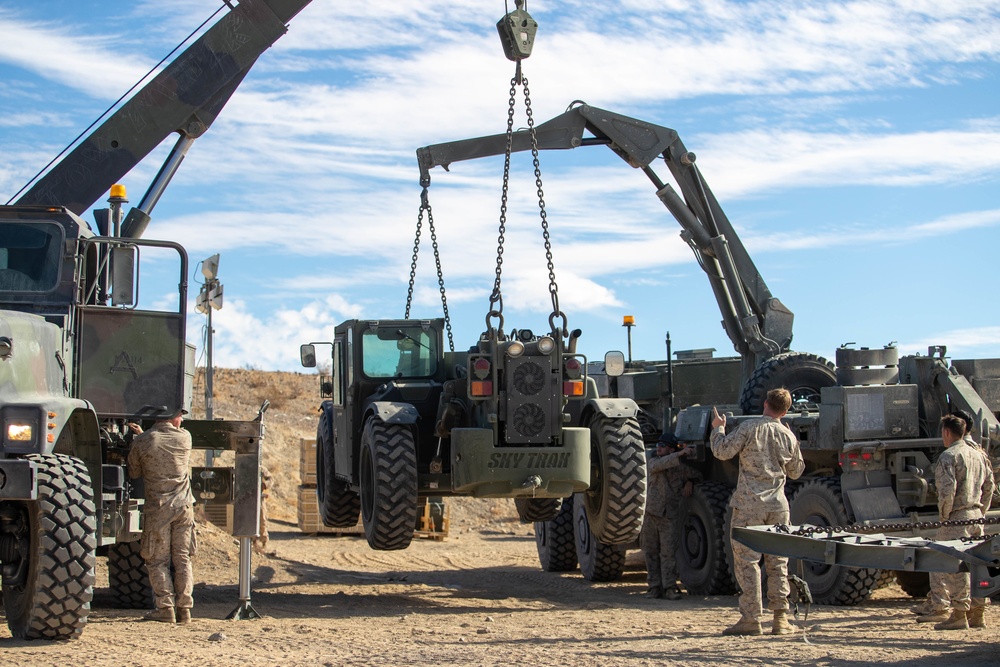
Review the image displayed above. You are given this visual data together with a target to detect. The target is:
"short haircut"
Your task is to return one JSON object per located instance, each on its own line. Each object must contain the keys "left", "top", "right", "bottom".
{"left": 765, "top": 388, "right": 792, "bottom": 413}
{"left": 951, "top": 409, "right": 974, "bottom": 434}
{"left": 940, "top": 414, "right": 966, "bottom": 438}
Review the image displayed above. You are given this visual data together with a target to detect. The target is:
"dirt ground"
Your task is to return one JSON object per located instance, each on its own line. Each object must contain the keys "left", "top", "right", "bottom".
{"left": 1, "top": 368, "right": 996, "bottom": 666}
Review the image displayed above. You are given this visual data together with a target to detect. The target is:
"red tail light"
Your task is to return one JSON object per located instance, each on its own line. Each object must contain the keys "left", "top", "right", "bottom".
{"left": 563, "top": 381, "right": 584, "bottom": 396}
{"left": 471, "top": 380, "right": 494, "bottom": 397}
{"left": 472, "top": 358, "right": 491, "bottom": 380}
{"left": 564, "top": 357, "right": 582, "bottom": 380}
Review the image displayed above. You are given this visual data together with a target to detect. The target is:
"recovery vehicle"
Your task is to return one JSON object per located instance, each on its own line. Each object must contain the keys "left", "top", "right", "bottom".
{"left": 0, "top": 0, "right": 313, "bottom": 639}
{"left": 412, "top": 103, "right": 1000, "bottom": 601}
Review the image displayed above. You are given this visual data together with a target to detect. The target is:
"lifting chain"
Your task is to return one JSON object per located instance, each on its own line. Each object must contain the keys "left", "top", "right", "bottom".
{"left": 488, "top": 60, "right": 567, "bottom": 339}
{"left": 780, "top": 515, "right": 1000, "bottom": 540}
{"left": 404, "top": 175, "right": 455, "bottom": 352}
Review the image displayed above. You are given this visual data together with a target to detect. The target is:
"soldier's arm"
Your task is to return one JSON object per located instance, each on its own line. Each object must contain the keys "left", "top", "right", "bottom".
{"left": 784, "top": 434, "right": 806, "bottom": 481}
{"left": 126, "top": 441, "right": 143, "bottom": 479}
{"left": 649, "top": 450, "right": 685, "bottom": 474}
{"left": 936, "top": 460, "right": 957, "bottom": 520}
{"left": 710, "top": 421, "right": 748, "bottom": 461}
{"left": 981, "top": 455, "right": 996, "bottom": 513}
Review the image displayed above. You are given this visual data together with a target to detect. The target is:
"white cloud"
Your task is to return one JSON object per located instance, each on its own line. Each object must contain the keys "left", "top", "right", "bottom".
{"left": 898, "top": 326, "right": 1000, "bottom": 359}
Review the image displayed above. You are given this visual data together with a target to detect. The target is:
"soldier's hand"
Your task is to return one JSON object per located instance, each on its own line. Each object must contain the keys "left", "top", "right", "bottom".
{"left": 711, "top": 406, "right": 726, "bottom": 429}
{"left": 682, "top": 480, "right": 694, "bottom": 497}
{"left": 127, "top": 422, "right": 142, "bottom": 435}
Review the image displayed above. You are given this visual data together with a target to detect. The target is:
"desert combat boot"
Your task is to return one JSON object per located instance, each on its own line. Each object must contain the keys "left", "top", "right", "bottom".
{"left": 967, "top": 607, "right": 987, "bottom": 628}
{"left": 723, "top": 616, "right": 762, "bottom": 636}
{"left": 143, "top": 607, "right": 175, "bottom": 624}
{"left": 176, "top": 608, "right": 192, "bottom": 625}
{"left": 934, "top": 609, "right": 970, "bottom": 631}
{"left": 772, "top": 610, "right": 795, "bottom": 635}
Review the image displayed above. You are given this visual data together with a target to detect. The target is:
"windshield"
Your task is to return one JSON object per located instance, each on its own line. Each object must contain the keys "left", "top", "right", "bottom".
{"left": 0, "top": 222, "right": 62, "bottom": 292}
{"left": 361, "top": 326, "right": 438, "bottom": 379}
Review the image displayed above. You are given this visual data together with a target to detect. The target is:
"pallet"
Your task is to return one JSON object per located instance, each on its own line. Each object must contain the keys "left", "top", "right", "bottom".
{"left": 296, "top": 484, "right": 363, "bottom": 534}
{"left": 300, "top": 438, "right": 317, "bottom": 486}
{"left": 415, "top": 499, "right": 450, "bottom": 540}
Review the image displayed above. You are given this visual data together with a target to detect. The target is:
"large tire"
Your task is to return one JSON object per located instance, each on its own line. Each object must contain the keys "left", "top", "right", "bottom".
{"left": 107, "top": 540, "right": 153, "bottom": 609}
{"left": 317, "top": 407, "right": 360, "bottom": 528}
{"left": 359, "top": 419, "right": 418, "bottom": 550}
{"left": 573, "top": 493, "right": 625, "bottom": 582}
{"left": 533, "top": 497, "right": 577, "bottom": 572}
{"left": 2, "top": 454, "right": 96, "bottom": 640}
{"left": 678, "top": 481, "right": 736, "bottom": 595}
{"left": 582, "top": 414, "right": 646, "bottom": 545}
{"left": 789, "top": 478, "right": 879, "bottom": 605}
{"left": 739, "top": 352, "right": 836, "bottom": 414}
{"left": 895, "top": 570, "right": 930, "bottom": 598}
{"left": 515, "top": 497, "right": 562, "bottom": 523}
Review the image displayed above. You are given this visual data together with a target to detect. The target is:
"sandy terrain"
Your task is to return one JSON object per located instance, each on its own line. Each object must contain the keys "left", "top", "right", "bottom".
{"left": 0, "top": 368, "right": 995, "bottom": 666}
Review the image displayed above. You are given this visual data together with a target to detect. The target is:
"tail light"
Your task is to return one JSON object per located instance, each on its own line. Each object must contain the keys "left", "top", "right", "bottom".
{"left": 563, "top": 381, "right": 584, "bottom": 396}
{"left": 471, "top": 380, "right": 494, "bottom": 397}
{"left": 564, "top": 358, "right": 582, "bottom": 379}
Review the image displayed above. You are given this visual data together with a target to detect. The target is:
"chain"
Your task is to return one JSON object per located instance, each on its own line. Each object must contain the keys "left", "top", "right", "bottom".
{"left": 405, "top": 179, "right": 455, "bottom": 351}
{"left": 487, "top": 61, "right": 567, "bottom": 338}
{"left": 781, "top": 515, "right": 1000, "bottom": 539}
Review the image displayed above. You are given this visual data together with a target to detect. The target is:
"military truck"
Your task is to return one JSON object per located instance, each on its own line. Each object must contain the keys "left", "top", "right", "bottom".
{"left": 0, "top": 0, "right": 313, "bottom": 639}
{"left": 299, "top": 318, "right": 647, "bottom": 553}
{"left": 412, "top": 103, "right": 1000, "bottom": 600}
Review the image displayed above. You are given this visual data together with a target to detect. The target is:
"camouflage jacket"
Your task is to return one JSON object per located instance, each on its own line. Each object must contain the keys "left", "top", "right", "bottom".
{"left": 934, "top": 440, "right": 995, "bottom": 519}
{"left": 128, "top": 421, "right": 195, "bottom": 510}
{"left": 645, "top": 448, "right": 699, "bottom": 518}
{"left": 710, "top": 416, "right": 804, "bottom": 512}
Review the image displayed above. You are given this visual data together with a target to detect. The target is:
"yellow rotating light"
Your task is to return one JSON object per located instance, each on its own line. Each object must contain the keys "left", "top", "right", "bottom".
{"left": 109, "top": 183, "right": 127, "bottom": 199}
{"left": 7, "top": 423, "right": 33, "bottom": 441}
{"left": 537, "top": 336, "right": 555, "bottom": 354}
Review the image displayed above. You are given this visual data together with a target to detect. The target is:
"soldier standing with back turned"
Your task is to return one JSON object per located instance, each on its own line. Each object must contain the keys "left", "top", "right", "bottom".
{"left": 127, "top": 408, "right": 197, "bottom": 624}
{"left": 710, "top": 388, "right": 804, "bottom": 636}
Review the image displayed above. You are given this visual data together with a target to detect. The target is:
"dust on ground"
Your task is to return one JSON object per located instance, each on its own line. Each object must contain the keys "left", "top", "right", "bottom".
{"left": 0, "top": 368, "right": 995, "bottom": 666}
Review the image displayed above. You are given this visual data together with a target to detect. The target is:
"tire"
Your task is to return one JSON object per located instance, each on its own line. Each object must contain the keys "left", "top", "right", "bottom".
{"left": 107, "top": 540, "right": 153, "bottom": 609}
{"left": 582, "top": 414, "right": 646, "bottom": 545}
{"left": 678, "top": 481, "right": 736, "bottom": 595}
{"left": 359, "top": 419, "right": 418, "bottom": 550}
{"left": 895, "top": 570, "right": 930, "bottom": 598}
{"left": 573, "top": 493, "right": 625, "bottom": 582}
{"left": 515, "top": 497, "right": 562, "bottom": 523}
{"left": 873, "top": 569, "right": 896, "bottom": 591}
{"left": 2, "top": 454, "right": 96, "bottom": 640}
{"left": 317, "top": 407, "right": 360, "bottom": 528}
{"left": 533, "top": 497, "right": 577, "bottom": 572}
{"left": 789, "top": 478, "right": 879, "bottom": 605}
{"left": 739, "top": 352, "right": 836, "bottom": 414}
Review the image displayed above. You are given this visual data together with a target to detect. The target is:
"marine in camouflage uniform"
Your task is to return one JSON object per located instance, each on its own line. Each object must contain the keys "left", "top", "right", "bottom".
{"left": 710, "top": 389, "right": 804, "bottom": 636}
{"left": 920, "top": 414, "right": 995, "bottom": 631}
{"left": 127, "top": 409, "right": 196, "bottom": 624}
{"left": 253, "top": 466, "right": 272, "bottom": 554}
{"left": 640, "top": 434, "right": 698, "bottom": 599}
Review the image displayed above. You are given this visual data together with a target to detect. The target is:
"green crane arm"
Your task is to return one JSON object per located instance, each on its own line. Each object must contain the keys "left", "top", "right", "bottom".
{"left": 15, "top": 0, "right": 313, "bottom": 236}
{"left": 416, "top": 103, "right": 793, "bottom": 376}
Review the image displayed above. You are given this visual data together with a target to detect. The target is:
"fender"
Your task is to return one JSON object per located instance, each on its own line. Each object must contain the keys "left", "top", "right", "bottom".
{"left": 369, "top": 401, "right": 420, "bottom": 424}
{"left": 585, "top": 397, "right": 639, "bottom": 421}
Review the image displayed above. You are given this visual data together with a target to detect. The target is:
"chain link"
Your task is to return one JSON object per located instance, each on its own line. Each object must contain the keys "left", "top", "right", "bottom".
{"left": 405, "top": 184, "right": 455, "bottom": 352}
{"left": 782, "top": 515, "right": 1000, "bottom": 540}
{"left": 488, "top": 62, "right": 566, "bottom": 338}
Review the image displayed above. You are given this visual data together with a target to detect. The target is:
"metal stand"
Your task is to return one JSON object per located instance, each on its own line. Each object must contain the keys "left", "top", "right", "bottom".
{"left": 225, "top": 537, "right": 261, "bottom": 620}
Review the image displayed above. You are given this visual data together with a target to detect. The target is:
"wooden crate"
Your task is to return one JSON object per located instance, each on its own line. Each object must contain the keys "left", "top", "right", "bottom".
{"left": 300, "top": 438, "right": 317, "bottom": 486}
{"left": 296, "top": 485, "right": 363, "bottom": 535}
{"left": 202, "top": 503, "right": 234, "bottom": 533}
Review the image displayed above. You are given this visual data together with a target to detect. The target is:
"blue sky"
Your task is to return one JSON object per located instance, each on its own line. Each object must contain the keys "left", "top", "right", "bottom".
{"left": 2, "top": 0, "right": 998, "bottom": 371}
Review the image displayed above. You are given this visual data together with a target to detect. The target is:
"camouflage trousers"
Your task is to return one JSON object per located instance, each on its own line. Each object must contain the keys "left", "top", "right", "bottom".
{"left": 253, "top": 497, "right": 269, "bottom": 553}
{"left": 928, "top": 508, "right": 986, "bottom": 613}
{"left": 141, "top": 504, "right": 197, "bottom": 610}
{"left": 641, "top": 512, "right": 681, "bottom": 590}
{"left": 730, "top": 506, "right": 791, "bottom": 621}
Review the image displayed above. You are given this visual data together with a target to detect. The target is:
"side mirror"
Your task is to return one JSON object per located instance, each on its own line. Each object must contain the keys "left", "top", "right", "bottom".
{"left": 300, "top": 344, "right": 317, "bottom": 368}
{"left": 110, "top": 245, "right": 136, "bottom": 306}
{"left": 604, "top": 350, "right": 626, "bottom": 377}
